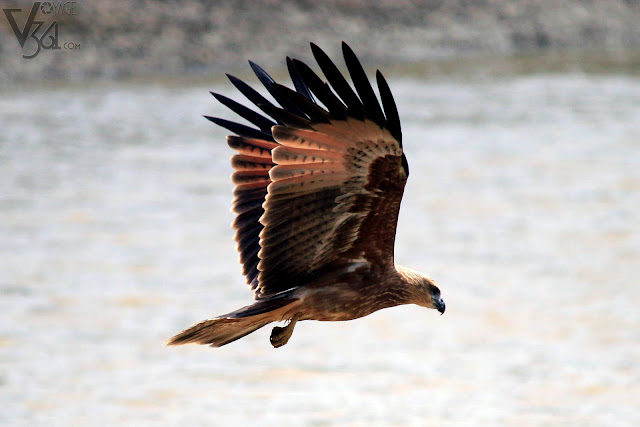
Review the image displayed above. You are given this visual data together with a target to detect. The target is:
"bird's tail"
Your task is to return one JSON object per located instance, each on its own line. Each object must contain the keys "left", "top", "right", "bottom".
{"left": 166, "top": 297, "right": 298, "bottom": 347}
{"left": 166, "top": 316, "right": 271, "bottom": 347}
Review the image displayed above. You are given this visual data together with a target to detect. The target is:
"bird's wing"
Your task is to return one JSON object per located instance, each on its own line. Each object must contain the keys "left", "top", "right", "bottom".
{"left": 207, "top": 42, "right": 408, "bottom": 299}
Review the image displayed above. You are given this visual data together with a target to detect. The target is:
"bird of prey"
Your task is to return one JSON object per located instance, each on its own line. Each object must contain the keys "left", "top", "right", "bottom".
{"left": 167, "top": 42, "right": 445, "bottom": 349}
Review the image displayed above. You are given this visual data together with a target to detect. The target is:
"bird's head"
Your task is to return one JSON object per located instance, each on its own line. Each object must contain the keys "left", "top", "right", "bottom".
{"left": 425, "top": 278, "right": 446, "bottom": 315}
{"left": 397, "top": 266, "right": 445, "bottom": 314}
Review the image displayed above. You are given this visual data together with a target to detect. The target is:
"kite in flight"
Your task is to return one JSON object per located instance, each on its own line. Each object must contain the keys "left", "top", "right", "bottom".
{"left": 168, "top": 42, "right": 445, "bottom": 349}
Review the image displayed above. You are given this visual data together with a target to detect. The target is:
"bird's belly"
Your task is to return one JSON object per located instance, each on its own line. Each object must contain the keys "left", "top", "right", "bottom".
{"left": 297, "top": 287, "right": 380, "bottom": 322}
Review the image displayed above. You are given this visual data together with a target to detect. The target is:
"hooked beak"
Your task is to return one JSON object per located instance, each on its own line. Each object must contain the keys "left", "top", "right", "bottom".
{"left": 434, "top": 297, "right": 446, "bottom": 315}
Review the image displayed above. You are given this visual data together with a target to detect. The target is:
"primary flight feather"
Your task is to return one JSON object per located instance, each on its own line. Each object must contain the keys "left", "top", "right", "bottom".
{"left": 168, "top": 42, "right": 445, "bottom": 349}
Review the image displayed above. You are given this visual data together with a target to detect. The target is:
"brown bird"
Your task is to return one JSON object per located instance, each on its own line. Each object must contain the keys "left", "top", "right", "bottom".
{"left": 167, "top": 42, "right": 445, "bottom": 349}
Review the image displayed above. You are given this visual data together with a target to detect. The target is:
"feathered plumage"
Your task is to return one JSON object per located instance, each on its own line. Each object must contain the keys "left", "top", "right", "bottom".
{"left": 168, "top": 42, "right": 445, "bottom": 349}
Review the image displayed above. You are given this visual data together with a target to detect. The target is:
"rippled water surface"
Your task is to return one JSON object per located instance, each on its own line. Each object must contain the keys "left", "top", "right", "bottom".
{"left": 1, "top": 69, "right": 639, "bottom": 425}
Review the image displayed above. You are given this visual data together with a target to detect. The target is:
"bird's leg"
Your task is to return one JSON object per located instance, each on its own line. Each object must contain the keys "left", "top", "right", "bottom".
{"left": 270, "top": 313, "right": 301, "bottom": 348}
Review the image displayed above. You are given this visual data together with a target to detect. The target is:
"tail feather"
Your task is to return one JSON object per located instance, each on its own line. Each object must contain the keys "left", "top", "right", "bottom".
{"left": 167, "top": 296, "right": 299, "bottom": 347}
{"left": 166, "top": 316, "right": 271, "bottom": 347}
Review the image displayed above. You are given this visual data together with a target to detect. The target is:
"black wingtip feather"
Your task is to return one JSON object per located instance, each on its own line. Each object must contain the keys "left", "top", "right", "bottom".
{"left": 292, "top": 58, "right": 347, "bottom": 119}
{"left": 226, "top": 74, "right": 272, "bottom": 108}
{"left": 258, "top": 104, "right": 314, "bottom": 130}
{"left": 226, "top": 73, "right": 283, "bottom": 125}
{"left": 310, "top": 42, "right": 365, "bottom": 120}
{"left": 375, "top": 70, "right": 402, "bottom": 146}
{"left": 204, "top": 116, "right": 273, "bottom": 140}
{"left": 210, "top": 92, "right": 276, "bottom": 132}
{"left": 249, "top": 60, "right": 309, "bottom": 118}
{"left": 342, "top": 43, "right": 386, "bottom": 128}
{"left": 287, "top": 57, "right": 315, "bottom": 103}
{"left": 270, "top": 83, "right": 329, "bottom": 123}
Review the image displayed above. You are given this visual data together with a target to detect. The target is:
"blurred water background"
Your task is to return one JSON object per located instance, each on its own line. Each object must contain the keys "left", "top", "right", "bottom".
{"left": 1, "top": 1, "right": 640, "bottom": 426}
